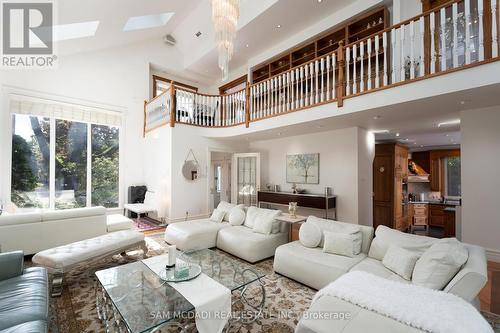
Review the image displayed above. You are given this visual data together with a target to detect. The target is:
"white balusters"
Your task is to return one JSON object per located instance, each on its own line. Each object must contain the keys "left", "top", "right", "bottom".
{"left": 419, "top": 17, "right": 425, "bottom": 77}
{"left": 332, "top": 53, "right": 336, "bottom": 99}
{"left": 304, "top": 65, "right": 309, "bottom": 106}
{"left": 430, "top": 12, "right": 436, "bottom": 74}
{"left": 400, "top": 24, "right": 406, "bottom": 81}
{"left": 291, "top": 70, "right": 295, "bottom": 109}
{"left": 296, "top": 68, "right": 300, "bottom": 108}
{"left": 479, "top": 0, "right": 485, "bottom": 61}
{"left": 315, "top": 60, "right": 319, "bottom": 103}
{"left": 300, "top": 67, "right": 304, "bottom": 107}
{"left": 270, "top": 79, "right": 274, "bottom": 116}
{"left": 367, "top": 38, "right": 372, "bottom": 90}
{"left": 266, "top": 80, "right": 270, "bottom": 117}
{"left": 326, "top": 55, "right": 330, "bottom": 100}
{"left": 287, "top": 72, "right": 291, "bottom": 111}
{"left": 452, "top": 3, "right": 459, "bottom": 68}
{"left": 346, "top": 47, "right": 351, "bottom": 96}
{"left": 410, "top": 21, "right": 415, "bottom": 79}
{"left": 492, "top": 0, "right": 498, "bottom": 58}
{"left": 360, "top": 41, "right": 365, "bottom": 92}
{"left": 391, "top": 29, "right": 397, "bottom": 83}
{"left": 383, "top": 32, "right": 388, "bottom": 86}
{"left": 274, "top": 77, "right": 278, "bottom": 114}
{"left": 309, "top": 62, "right": 314, "bottom": 105}
{"left": 320, "top": 58, "right": 325, "bottom": 102}
{"left": 440, "top": 8, "right": 447, "bottom": 71}
{"left": 353, "top": 45, "right": 357, "bottom": 94}
{"left": 375, "top": 35, "right": 380, "bottom": 88}
{"left": 465, "top": 0, "right": 472, "bottom": 65}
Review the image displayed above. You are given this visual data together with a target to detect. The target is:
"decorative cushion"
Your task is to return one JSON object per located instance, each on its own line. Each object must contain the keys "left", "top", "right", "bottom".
{"left": 322, "top": 231, "right": 359, "bottom": 257}
{"left": 307, "top": 216, "right": 362, "bottom": 253}
{"left": 217, "top": 201, "right": 245, "bottom": 221}
{"left": 244, "top": 206, "right": 280, "bottom": 229}
{"left": 412, "top": 238, "right": 469, "bottom": 290}
{"left": 247, "top": 207, "right": 281, "bottom": 235}
{"left": 382, "top": 245, "right": 420, "bottom": 280}
{"left": 209, "top": 209, "right": 225, "bottom": 223}
{"left": 228, "top": 207, "right": 245, "bottom": 226}
{"left": 299, "top": 222, "right": 322, "bottom": 248}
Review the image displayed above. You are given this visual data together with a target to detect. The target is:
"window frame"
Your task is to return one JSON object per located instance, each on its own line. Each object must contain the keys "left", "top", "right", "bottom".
{"left": 152, "top": 75, "right": 198, "bottom": 98}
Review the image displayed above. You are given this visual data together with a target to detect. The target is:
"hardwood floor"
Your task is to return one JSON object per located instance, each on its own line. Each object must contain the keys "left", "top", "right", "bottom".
{"left": 481, "top": 261, "right": 500, "bottom": 314}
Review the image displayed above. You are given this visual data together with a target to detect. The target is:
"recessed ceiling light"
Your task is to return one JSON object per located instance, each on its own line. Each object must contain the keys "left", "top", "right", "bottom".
{"left": 438, "top": 119, "right": 461, "bottom": 127}
{"left": 460, "top": 101, "right": 465, "bottom": 105}
{"left": 395, "top": 133, "right": 400, "bottom": 137}
{"left": 373, "top": 115, "right": 382, "bottom": 120}
{"left": 318, "top": 0, "right": 323, "bottom": 2}
{"left": 46, "top": 21, "right": 100, "bottom": 42}
{"left": 371, "top": 129, "right": 389, "bottom": 134}
{"left": 445, "top": 134, "right": 450, "bottom": 137}
{"left": 245, "top": 44, "right": 249, "bottom": 47}
{"left": 123, "top": 12, "right": 174, "bottom": 32}
{"left": 420, "top": 145, "right": 424, "bottom": 148}
{"left": 276, "top": 24, "right": 281, "bottom": 28}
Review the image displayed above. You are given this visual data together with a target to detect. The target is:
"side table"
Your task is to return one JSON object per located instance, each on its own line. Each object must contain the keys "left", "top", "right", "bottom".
{"left": 275, "top": 213, "right": 307, "bottom": 242}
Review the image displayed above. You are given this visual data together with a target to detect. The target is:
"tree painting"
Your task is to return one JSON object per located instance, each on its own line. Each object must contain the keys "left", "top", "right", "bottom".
{"left": 286, "top": 154, "right": 319, "bottom": 184}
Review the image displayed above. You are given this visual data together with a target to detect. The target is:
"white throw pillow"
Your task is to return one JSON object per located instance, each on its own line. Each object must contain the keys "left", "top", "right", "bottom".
{"left": 368, "top": 225, "right": 436, "bottom": 261}
{"left": 217, "top": 201, "right": 245, "bottom": 221}
{"left": 307, "top": 216, "right": 363, "bottom": 254}
{"left": 382, "top": 245, "right": 420, "bottom": 280}
{"left": 209, "top": 209, "right": 225, "bottom": 223}
{"left": 247, "top": 207, "right": 281, "bottom": 235}
{"left": 228, "top": 207, "right": 246, "bottom": 226}
{"left": 412, "top": 238, "right": 469, "bottom": 290}
{"left": 299, "top": 222, "right": 322, "bottom": 248}
{"left": 322, "top": 231, "right": 358, "bottom": 257}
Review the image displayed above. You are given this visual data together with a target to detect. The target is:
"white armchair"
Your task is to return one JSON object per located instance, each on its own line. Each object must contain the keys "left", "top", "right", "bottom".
{"left": 124, "top": 190, "right": 157, "bottom": 218}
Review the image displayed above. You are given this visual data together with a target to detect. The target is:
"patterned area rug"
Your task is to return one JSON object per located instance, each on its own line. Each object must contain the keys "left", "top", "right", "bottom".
{"left": 33, "top": 232, "right": 500, "bottom": 333}
{"left": 42, "top": 233, "right": 315, "bottom": 333}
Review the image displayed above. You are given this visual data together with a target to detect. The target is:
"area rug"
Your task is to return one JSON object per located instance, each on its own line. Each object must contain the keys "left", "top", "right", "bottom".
{"left": 131, "top": 216, "right": 165, "bottom": 232}
{"left": 34, "top": 232, "right": 500, "bottom": 333}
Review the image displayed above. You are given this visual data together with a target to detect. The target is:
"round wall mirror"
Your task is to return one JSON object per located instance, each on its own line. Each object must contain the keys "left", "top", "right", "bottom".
{"left": 182, "top": 160, "right": 199, "bottom": 181}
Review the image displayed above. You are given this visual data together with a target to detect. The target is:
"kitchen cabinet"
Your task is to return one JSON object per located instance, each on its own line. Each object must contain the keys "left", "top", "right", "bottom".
{"left": 428, "top": 204, "right": 456, "bottom": 237}
{"left": 373, "top": 143, "right": 409, "bottom": 231}
{"left": 430, "top": 157, "right": 441, "bottom": 191}
{"left": 429, "top": 204, "right": 445, "bottom": 227}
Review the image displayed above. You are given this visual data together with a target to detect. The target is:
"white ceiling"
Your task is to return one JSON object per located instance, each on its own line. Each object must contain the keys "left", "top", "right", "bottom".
{"left": 54, "top": 0, "right": 199, "bottom": 56}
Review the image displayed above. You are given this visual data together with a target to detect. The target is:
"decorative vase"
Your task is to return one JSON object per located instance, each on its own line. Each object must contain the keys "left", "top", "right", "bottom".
{"left": 288, "top": 202, "right": 298, "bottom": 218}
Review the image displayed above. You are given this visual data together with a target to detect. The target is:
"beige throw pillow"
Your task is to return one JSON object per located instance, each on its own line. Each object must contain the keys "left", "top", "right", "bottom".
{"left": 209, "top": 209, "right": 225, "bottom": 223}
{"left": 322, "top": 231, "right": 359, "bottom": 257}
{"left": 382, "top": 245, "right": 420, "bottom": 280}
{"left": 299, "top": 222, "right": 322, "bottom": 248}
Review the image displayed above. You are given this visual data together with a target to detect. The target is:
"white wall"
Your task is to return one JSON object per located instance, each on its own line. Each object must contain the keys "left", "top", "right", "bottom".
{"left": 461, "top": 106, "right": 500, "bottom": 262}
{"left": 249, "top": 127, "right": 374, "bottom": 225}
{"left": 169, "top": 125, "right": 248, "bottom": 222}
{"left": 392, "top": 0, "right": 421, "bottom": 24}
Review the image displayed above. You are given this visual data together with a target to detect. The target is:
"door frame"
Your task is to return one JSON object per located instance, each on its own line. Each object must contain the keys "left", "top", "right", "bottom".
{"left": 231, "top": 152, "right": 261, "bottom": 205}
{"left": 206, "top": 148, "right": 235, "bottom": 213}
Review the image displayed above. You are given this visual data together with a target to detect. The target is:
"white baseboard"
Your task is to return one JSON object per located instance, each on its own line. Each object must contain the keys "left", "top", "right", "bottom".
{"left": 486, "top": 248, "right": 500, "bottom": 263}
{"left": 167, "top": 214, "right": 210, "bottom": 224}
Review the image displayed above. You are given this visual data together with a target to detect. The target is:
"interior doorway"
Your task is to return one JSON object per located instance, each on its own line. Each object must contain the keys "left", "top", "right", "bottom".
{"left": 209, "top": 151, "right": 232, "bottom": 212}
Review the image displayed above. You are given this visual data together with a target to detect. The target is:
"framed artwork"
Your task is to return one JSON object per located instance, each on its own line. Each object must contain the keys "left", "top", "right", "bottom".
{"left": 286, "top": 153, "right": 320, "bottom": 184}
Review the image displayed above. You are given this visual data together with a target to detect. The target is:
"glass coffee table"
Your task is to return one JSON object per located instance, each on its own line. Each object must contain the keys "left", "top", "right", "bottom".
{"left": 95, "top": 248, "right": 266, "bottom": 333}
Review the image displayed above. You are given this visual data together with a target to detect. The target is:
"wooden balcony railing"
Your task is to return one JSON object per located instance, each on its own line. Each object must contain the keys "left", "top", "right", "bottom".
{"left": 144, "top": 0, "right": 499, "bottom": 134}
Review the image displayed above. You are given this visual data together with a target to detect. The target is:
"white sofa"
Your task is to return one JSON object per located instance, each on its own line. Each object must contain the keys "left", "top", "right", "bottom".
{"left": 0, "top": 207, "right": 107, "bottom": 255}
{"left": 274, "top": 219, "right": 488, "bottom": 333}
{"left": 164, "top": 203, "right": 288, "bottom": 263}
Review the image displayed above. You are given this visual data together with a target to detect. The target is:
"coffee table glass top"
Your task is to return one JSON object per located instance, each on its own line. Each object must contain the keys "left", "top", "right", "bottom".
{"left": 95, "top": 261, "right": 195, "bottom": 333}
{"left": 180, "top": 248, "right": 266, "bottom": 291}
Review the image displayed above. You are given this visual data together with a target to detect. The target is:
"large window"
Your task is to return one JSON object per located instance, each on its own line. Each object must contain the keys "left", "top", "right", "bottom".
{"left": 11, "top": 114, "right": 120, "bottom": 210}
{"left": 444, "top": 156, "right": 461, "bottom": 198}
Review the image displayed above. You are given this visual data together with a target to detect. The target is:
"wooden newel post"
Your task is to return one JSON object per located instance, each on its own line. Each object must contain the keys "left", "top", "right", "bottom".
{"left": 245, "top": 82, "right": 250, "bottom": 128}
{"left": 337, "top": 40, "right": 345, "bottom": 107}
{"left": 169, "top": 80, "right": 176, "bottom": 127}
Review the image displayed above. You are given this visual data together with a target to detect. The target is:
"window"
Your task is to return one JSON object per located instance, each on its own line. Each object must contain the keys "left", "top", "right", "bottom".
{"left": 11, "top": 115, "right": 50, "bottom": 208}
{"left": 215, "top": 165, "right": 222, "bottom": 193}
{"left": 152, "top": 75, "right": 198, "bottom": 98}
{"left": 11, "top": 113, "right": 120, "bottom": 210}
{"left": 444, "top": 156, "right": 461, "bottom": 197}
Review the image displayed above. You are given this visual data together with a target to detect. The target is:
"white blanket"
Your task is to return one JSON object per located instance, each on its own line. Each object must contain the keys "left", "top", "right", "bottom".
{"left": 314, "top": 271, "right": 493, "bottom": 333}
{"left": 143, "top": 255, "right": 231, "bottom": 333}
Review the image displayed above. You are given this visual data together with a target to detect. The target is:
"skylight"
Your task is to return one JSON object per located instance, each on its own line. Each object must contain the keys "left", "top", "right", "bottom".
{"left": 123, "top": 12, "right": 174, "bottom": 32}
{"left": 53, "top": 21, "right": 100, "bottom": 42}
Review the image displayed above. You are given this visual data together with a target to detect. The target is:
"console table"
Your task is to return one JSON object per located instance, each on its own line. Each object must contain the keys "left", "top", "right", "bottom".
{"left": 257, "top": 191, "right": 337, "bottom": 219}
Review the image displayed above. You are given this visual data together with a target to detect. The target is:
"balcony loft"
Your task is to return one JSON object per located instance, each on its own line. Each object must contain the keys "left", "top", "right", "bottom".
{"left": 144, "top": 0, "right": 500, "bottom": 137}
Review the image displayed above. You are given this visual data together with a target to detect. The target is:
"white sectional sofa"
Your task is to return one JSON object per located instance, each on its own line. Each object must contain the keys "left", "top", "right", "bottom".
{"left": 273, "top": 217, "right": 488, "bottom": 333}
{"left": 0, "top": 207, "right": 107, "bottom": 255}
{"left": 164, "top": 202, "right": 288, "bottom": 263}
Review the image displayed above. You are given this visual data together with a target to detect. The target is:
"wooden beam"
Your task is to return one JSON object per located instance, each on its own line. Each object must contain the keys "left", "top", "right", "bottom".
{"left": 169, "top": 81, "right": 176, "bottom": 127}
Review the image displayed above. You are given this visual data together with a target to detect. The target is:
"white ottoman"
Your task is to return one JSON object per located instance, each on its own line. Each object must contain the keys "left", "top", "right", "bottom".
{"left": 107, "top": 214, "right": 133, "bottom": 232}
{"left": 164, "top": 218, "right": 231, "bottom": 250}
{"left": 33, "top": 230, "right": 146, "bottom": 296}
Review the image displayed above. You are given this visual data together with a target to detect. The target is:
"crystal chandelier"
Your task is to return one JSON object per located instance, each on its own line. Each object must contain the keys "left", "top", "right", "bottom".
{"left": 211, "top": 0, "right": 240, "bottom": 81}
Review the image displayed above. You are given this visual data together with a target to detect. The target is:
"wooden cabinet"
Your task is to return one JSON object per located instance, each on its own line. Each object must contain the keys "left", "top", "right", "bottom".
{"left": 373, "top": 143, "right": 409, "bottom": 231}
{"left": 430, "top": 157, "right": 441, "bottom": 191}
{"left": 429, "top": 204, "right": 456, "bottom": 237}
{"left": 429, "top": 204, "right": 445, "bottom": 227}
